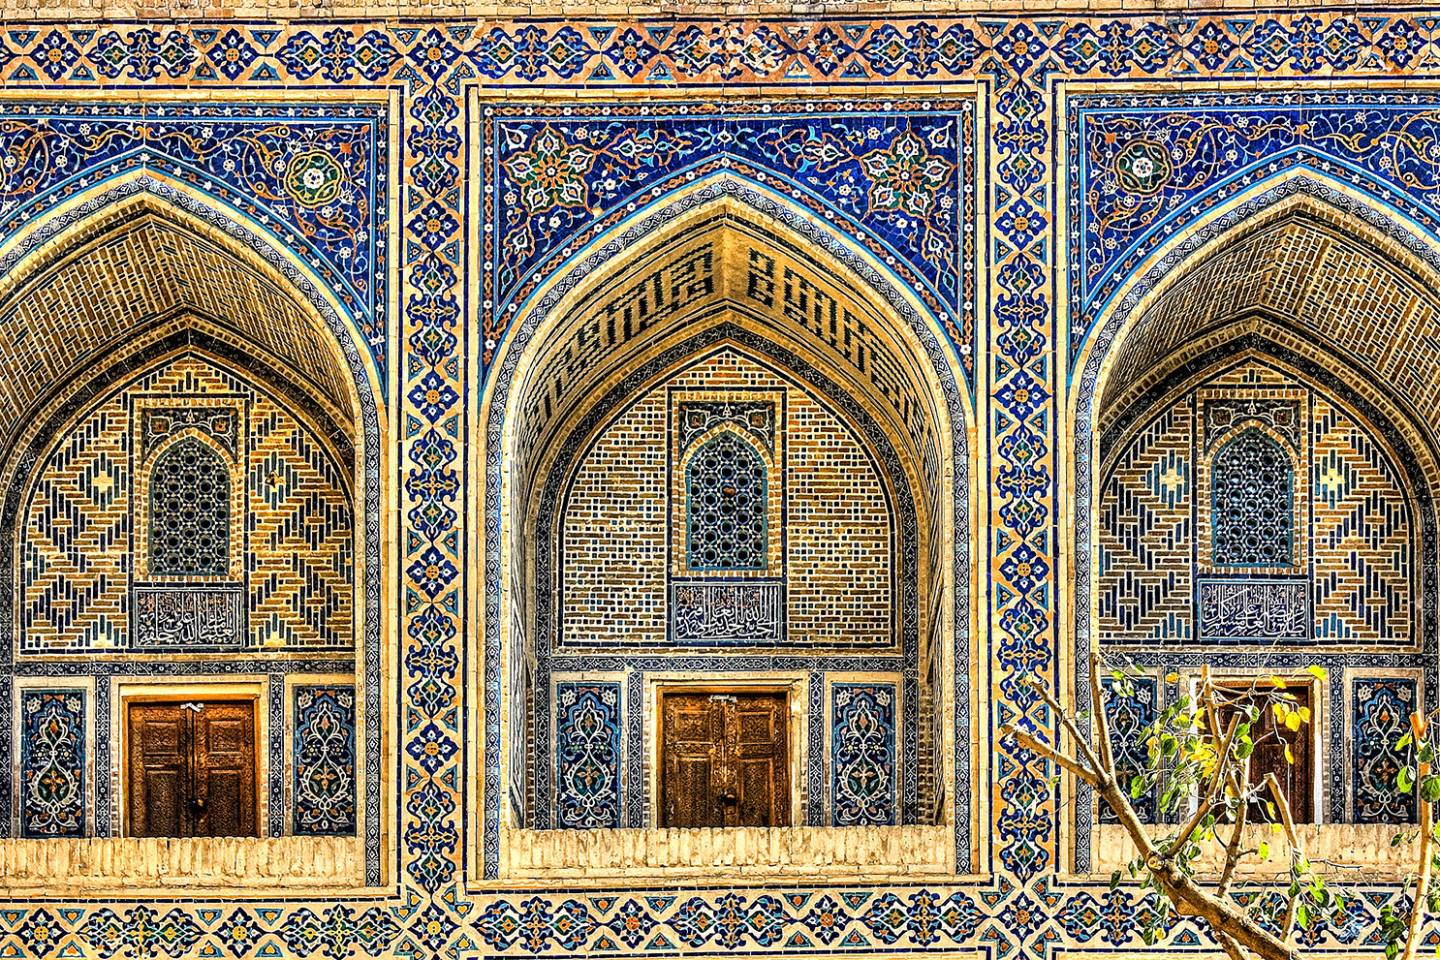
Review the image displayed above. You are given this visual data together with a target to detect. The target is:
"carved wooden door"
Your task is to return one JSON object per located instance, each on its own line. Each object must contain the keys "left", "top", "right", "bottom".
{"left": 127, "top": 700, "right": 257, "bottom": 838}
{"left": 1220, "top": 684, "right": 1314, "bottom": 824}
{"left": 660, "top": 691, "right": 789, "bottom": 828}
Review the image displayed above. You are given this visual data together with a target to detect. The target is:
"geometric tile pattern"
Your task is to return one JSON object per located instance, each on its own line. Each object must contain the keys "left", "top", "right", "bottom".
{"left": 1101, "top": 360, "right": 1414, "bottom": 648}
{"left": 21, "top": 353, "right": 354, "bottom": 652}
{"left": 830, "top": 683, "right": 897, "bottom": 827}
{"left": 1313, "top": 398, "right": 1413, "bottom": 641}
{"left": 17, "top": 689, "right": 85, "bottom": 838}
{"left": 1097, "top": 399, "right": 1193, "bottom": 642}
{"left": 2, "top": 8, "right": 1440, "bottom": 959}
{"left": 292, "top": 685, "right": 357, "bottom": 836}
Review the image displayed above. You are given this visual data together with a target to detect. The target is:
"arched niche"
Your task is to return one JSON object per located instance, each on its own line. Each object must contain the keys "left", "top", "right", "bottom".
{"left": 481, "top": 179, "right": 975, "bottom": 881}
{"left": 0, "top": 188, "right": 389, "bottom": 893}
{"left": 1070, "top": 178, "right": 1440, "bottom": 874}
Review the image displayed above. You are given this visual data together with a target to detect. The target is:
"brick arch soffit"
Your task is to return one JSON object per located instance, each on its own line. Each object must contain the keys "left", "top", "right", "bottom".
{"left": 481, "top": 174, "right": 975, "bottom": 878}
{"left": 0, "top": 180, "right": 387, "bottom": 886}
{"left": 491, "top": 160, "right": 972, "bottom": 392}
{"left": 1067, "top": 173, "right": 1440, "bottom": 873}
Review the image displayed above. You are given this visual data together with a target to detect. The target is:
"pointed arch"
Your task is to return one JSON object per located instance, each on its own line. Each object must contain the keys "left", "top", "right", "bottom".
{"left": 479, "top": 175, "right": 976, "bottom": 880}
{"left": 0, "top": 175, "right": 390, "bottom": 887}
{"left": 1067, "top": 169, "right": 1440, "bottom": 872}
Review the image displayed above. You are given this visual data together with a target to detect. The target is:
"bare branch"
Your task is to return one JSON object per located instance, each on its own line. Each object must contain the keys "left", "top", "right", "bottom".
{"left": 1089, "top": 648, "right": 1115, "bottom": 776}
{"left": 1019, "top": 673, "right": 1108, "bottom": 781}
{"left": 1263, "top": 773, "right": 1302, "bottom": 943}
{"left": 1215, "top": 930, "right": 1250, "bottom": 960}
{"left": 1000, "top": 723, "right": 1098, "bottom": 785}
{"left": 1217, "top": 785, "right": 1249, "bottom": 899}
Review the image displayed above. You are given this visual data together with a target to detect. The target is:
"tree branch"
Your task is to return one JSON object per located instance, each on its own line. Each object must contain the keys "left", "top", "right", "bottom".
{"left": 1265, "top": 773, "right": 1302, "bottom": 943}
{"left": 1003, "top": 671, "right": 1300, "bottom": 960}
{"left": 1089, "top": 648, "right": 1115, "bottom": 776}
{"left": 1403, "top": 713, "right": 1433, "bottom": 960}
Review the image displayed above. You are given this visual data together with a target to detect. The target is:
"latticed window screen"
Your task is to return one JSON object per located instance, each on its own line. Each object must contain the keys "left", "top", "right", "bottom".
{"left": 686, "top": 433, "right": 767, "bottom": 571}
{"left": 149, "top": 437, "right": 230, "bottom": 576}
{"left": 1211, "top": 428, "right": 1293, "bottom": 566}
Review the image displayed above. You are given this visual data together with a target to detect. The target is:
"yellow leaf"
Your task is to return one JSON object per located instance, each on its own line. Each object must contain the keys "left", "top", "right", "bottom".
{"left": 1307, "top": 665, "right": 1329, "bottom": 681}
{"left": 1258, "top": 840, "right": 1270, "bottom": 859}
{"left": 1297, "top": 706, "right": 1311, "bottom": 723}
{"left": 1286, "top": 713, "right": 1302, "bottom": 732}
{"left": 1165, "top": 671, "right": 1179, "bottom": 685}
{"left": 1273, "top": 703, "right": 1288, "bottom": 723}
{"left": 1285, "top": 743, "right": 1294, "bottom": 764}
{"left": 1270, "top": 675, "right": 1288, "bottom": 690}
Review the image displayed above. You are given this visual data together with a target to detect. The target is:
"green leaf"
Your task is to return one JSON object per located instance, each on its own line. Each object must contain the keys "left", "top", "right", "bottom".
{"left": 1258, "top": 840, "right": 1270, "bottom": 859}
{"left": 1423, "top": 775, "right": 1440, "bottom": 804}
{"left": 1110, "top": 870, "right": 1121, "bottom": 890}
{"left": 1400, "top": 766, "right": 1415, "bottom": 794}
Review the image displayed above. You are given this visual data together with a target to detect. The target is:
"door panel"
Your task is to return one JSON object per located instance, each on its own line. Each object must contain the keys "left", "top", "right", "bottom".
{"left": 128, "top": 705, "right": 187, "bottom": 838}
{"left": 1221, "top": 685, "right": 1315, "bottom": 824}
{"left": 662, "top": 694, "right": 724, "bottom": 828}
{"left": 660, "top": 691, "right": 789, "bottom": 828}
{"left": 126, "top": 699, "right": 258, "bottom": 838}
{"left": 192, "top": 704, "right": 257, "bottom": 838}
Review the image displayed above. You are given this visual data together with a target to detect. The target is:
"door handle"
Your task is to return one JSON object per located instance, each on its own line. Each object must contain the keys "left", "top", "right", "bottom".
{"left": 718, "top": 789, "right": 738, "bottom": 804}
{"left": 187, "top": 797, "right": 207, "bottom": 816}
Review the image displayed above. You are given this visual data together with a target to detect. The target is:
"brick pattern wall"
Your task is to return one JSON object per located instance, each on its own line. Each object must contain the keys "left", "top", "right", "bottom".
{"left": 1100, "top": 357, "right": 1414, "bottom": 647}
{"left": 1097, "top": 398, "right": 1192, "bottom": 643}
{"left": 560, "top": 348, "right": 893, "bottom": 651}
{"left": 1313, "top": 397, "right": 1412, "bottom": 641}
{"left": 21, "top": 352, "right": 353, "bottom": 653}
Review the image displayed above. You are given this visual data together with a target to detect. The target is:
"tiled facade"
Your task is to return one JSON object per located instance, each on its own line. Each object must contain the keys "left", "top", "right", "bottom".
{"left": 1, "top": 5, "right": 1440, "bottom": 959}
{"left": 1097, "top": 353, "right": 1427, "bottom": 828}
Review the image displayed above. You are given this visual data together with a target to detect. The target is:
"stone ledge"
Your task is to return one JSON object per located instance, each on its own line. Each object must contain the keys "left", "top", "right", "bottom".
{"left": 501, "top": 824, "right": 952, "bottom": 881}
{"left": 1093, "top": 822, "right": 1418, "bottom": 880}
{"left": 0, "top": 836, "right": 363, "bottom": 897}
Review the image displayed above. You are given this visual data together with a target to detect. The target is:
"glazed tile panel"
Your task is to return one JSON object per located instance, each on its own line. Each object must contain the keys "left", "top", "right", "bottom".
{"left": 0, "top": 9, "right": 1437, "bottom": 960}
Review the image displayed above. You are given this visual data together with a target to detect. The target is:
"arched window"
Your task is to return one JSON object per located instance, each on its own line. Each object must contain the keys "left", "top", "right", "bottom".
{"left": 149, "top": 437, "right": 230, "bottom": 577}
{"left": 1211, "top": 428, "right": 1293, "bottom": 567}
{"left": 685, "top": 432, "right": 767, "bottom": 571}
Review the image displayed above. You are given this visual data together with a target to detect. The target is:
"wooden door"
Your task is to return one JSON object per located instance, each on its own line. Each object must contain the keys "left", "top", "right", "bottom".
{"left": 660, "top": 691, "right": 789, "bottom": 828}
{"left": 127, "top": 700, "right": 257, "bottom": 838}
{"left": 1220, "top": 684, "right": 1314, "bottom": 824}
{"left": 128, "top": 703, "right": 188, "bottom": 837}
